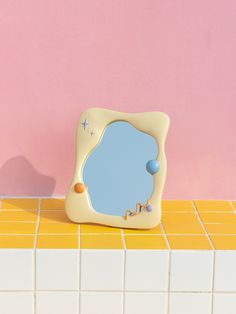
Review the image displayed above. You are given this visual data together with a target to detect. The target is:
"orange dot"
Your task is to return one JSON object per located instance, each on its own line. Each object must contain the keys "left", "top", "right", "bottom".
{"left": 74, "top": 182, "right": 86, "bottom": 193}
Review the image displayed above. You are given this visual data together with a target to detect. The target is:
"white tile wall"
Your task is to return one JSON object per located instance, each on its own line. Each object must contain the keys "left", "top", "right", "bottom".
{"left": 169, "top": 293, "right": 211, "bottom": 314}
{"left": 170, "top": 250, "right": 214, "bottom": 291}
{"left": 125, "top": 292, "right": 167, "bottom": 314}
{"left": 36, "top": 292, "right": 78, "bottom": 314}
{"left": 36, "top": 249, "right": 79, "bottom": 290}
{"left": 213, "top": 293, "right": 236, "bottom": 314}
{"left": 0, "top": 248, "right": 236, "bottom": 314}
{"left": 81, "top": 250, "right": 124, "bottom": 291}
{"left": 125, "top": 250, "right": 169, "bottom": 291}
{"left": 80, "top": 292, "right": 123, "bottom": 314}
{"left": 0, "top": 249, "right": 33, "bottom": 290}
{"left": 0, "top": 292, "right": 33, "bottom": 314}
{"left": 214, "top": 251, "right": 236, "bottom": 292}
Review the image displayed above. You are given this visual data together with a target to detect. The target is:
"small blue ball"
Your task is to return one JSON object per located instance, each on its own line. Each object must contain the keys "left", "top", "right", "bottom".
{"left": 146, "top": 204, "right": 153, "bottom": 212}
{"left": 146, "top": 159, "right": 160, "bottom": 175}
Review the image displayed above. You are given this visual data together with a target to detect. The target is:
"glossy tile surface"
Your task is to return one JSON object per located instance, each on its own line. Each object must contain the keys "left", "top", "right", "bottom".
{"left": 81, "top": 250, "right": 124, "bottom": 290}
{"left": 1, "top": 198, "right": 39, "bottom": 210}
{"left": 124, "top": 235, "right": 168, "bottom": 249}
{"left": 80, "top": 234, "right": 124, "bottom": 249}
{"left": 36, "top": 235, "right": 78, "bottom": 249}
{"left": 194, "top": 200, "right": 234, "bottom": 212}
{"left": 0, "top": 198, "right": 235, "bottom": 250}
{"left": 167, "top": 235, "right": 213, "bottom": 250}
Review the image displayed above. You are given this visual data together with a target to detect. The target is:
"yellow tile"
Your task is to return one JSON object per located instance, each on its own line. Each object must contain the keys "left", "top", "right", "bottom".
{"left": 162, "top": 200, "right": 194, "bottom": 212}
{"left": 161, "top": 213, "right": 199, "bottom": 224}
{"left": 125, "top": 235, "right": 168, "bottom": 249}
{"left": 36, "top": 235, "right": 78, "bottom": 249}
{"left": 194, "top": 200, "right": 233, "bottom": 212}
{"left": 80, "top": 224, "right": 121, "bottom": 234}
{"left": 1, "top": 198, "right": 39, "bottom": 210}
{"left": 38, "top": 222, "right": 78, "bottom": 234}
{"left": 0, "top": 222, "right": 36, "bottom": 234}
{"left": 124, "top": 224, "right": 163, "bottom": 235}
{"left": 210, "top": 235, "right": 236, "bottom": 250}
{"left": 80, "top": 234, "right": 124, "bottom": 249}
{"left": 0, "top": 235, "right": 35, "bottom": 248}
{"left": 0, "top": 210, "right": 38, "bottom": 222}
{"left": 167, "top": 235, "right": 212, "bottom": 250}
{"left": 199, "top": 213, "right": 236, "bottom": 224}
{"left": 41, "top": 198, "right": 65, "bottom": 210}
{"left": 40, "top": 211, "right": 70, "bottom": 223}
{"left": 163, "top": 222, "right": 205, "bottom": 235}
{"left": 205, "top": 224, "right": 236, "bottom": 235}
{"left": 232, "top": 201, "right": 236, "bottom": 210}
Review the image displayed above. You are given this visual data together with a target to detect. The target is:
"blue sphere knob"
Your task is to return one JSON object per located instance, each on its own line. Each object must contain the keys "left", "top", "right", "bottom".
{"left": 146, "top": 160, "right": 160, "bottom": 175}
{"left": 146, "top": 204, "right": 153, "bottom": 212}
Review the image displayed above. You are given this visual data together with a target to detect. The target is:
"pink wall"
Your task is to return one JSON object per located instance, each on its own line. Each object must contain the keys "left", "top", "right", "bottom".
{"left": 0, "top": 0, "right": 235, "bottom": 198}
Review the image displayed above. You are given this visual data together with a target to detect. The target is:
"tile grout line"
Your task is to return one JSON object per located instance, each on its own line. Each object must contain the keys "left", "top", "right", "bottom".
{"left": 121, "top": 229, "right": 126, "bottom": 314}
{"left": 0, "top": 289, "right": 235, "bottom": 293}
{"left": 192, "top": 201, "right": 215, "bottom": 314}
{"left": 33, "top": 198, "right": 41, "bottom": 314}
{"left": 77, "top": 289, "right": 213, "bottom": 293}
{"left": 4, "top": 231, "right": 236, "bottom": 236}
{"left": 160, "top": 222, "right": 171, "bottom": 250}
{"left": 192, "top": 201, "right": 215, "bottom": 249}
{"left": 160, "top": 222, "right": 171, "bottom": 314}
{"left": 229, "top": 200, "right": 236, "bottom": 213}
{"left": 167, "top": 250, "right": 172, "bottom": 314}
{"left": 211, "top": 250, "right": 216, "bottom": 314}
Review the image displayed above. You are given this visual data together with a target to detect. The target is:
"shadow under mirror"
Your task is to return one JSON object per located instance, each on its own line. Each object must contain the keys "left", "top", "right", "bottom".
{"left": 83, "top": 121, "right": 158, "bottom": 217}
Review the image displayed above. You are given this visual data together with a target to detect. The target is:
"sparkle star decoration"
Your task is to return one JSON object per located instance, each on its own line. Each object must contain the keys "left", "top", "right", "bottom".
{"left": 90, "top": 130, "right": 95, "bottom": 136}
{"left": 81, "top": 118, "right": 89, "bottom": 130}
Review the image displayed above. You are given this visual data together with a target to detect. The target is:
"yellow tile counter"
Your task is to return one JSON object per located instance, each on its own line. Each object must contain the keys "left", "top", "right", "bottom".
{"left": 0, "top": 198, "right": 235, "bottom": 249}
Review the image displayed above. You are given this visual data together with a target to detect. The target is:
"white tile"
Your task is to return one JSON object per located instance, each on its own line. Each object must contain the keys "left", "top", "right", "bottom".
{"left": 125, "top": 250, "right": 169, "bottom": 291}
{"left": 80, "top": 292, "right": 122, "bottom": 314}
{"left": 36, "top": 249, "right": 79, "bottom": 290}
{"left": 81, "top": 250, "right": 124, "bottom": 290}
{"left": 214, "top": 251, "right": 236, "bottom": 292}
{"left": 170, "top": 250, "right": 214, "bottom": 292}
{"left": 0, "top": 249, "right": 33, "bottom": 290}
{"left": 0, "top": 292, "right": 33, "bottom": 314}
{"left": 213, "top": 293, "right": 236, "bottom": 314}
{"left": 36, "top": 292, "right": 78, "bottom": 314}
{"left": 169, "top": 293, "right": 211, "bottom": 314}
{"left": 125, "top": 292, "right": 167, "bottom": 314}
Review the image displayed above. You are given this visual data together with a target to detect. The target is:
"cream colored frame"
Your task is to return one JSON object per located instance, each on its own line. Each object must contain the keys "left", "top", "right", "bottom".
{"left": 65, "top": 108, "right": 169, "bottom": 229}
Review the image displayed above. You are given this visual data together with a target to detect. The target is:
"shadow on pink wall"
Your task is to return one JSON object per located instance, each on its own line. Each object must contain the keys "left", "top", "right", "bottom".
{"left": 0, "top": 156, "right": 56, "bottom": 196}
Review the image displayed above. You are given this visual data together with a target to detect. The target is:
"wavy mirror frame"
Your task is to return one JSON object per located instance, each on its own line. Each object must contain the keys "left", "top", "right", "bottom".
{"left": 65, "top": 108, "right": 169, "bottom": 229}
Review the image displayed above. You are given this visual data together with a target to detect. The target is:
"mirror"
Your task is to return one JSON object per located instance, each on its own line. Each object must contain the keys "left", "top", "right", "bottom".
{"left": 65, "top": 108, "right": 169, "bottom": 229}
{"left": 83, "top": 121, "right": 158, "bottom": 217}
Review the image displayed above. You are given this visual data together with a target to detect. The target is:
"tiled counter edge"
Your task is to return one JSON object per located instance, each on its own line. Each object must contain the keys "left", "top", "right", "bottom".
{"left": 1, "top": 248, "right": 236, "bottom": 314}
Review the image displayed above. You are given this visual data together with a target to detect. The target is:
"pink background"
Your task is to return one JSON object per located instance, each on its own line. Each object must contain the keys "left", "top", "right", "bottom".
{"left": 0, "top": 0, "right": 235, "bottom": 198}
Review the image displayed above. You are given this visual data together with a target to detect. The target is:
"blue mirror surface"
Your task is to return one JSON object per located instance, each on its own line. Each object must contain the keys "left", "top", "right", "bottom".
{"left": 83, "top": 121, "right": 158, "bottom": 216}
